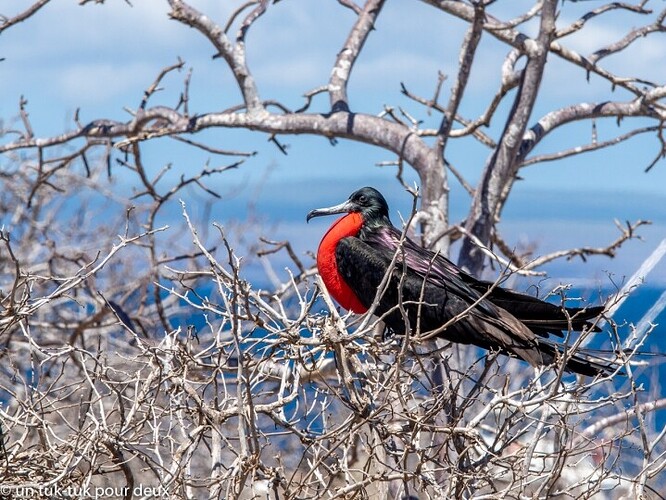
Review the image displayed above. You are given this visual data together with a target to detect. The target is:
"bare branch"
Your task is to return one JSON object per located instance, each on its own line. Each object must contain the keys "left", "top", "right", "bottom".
{"left": 556, "top": 2, "right": 652, "bottom": 39}
{"left": 170, "top": 135, "right": 256, "bottom": 157}
{"left": 0, "top": 0, "right": 51, "bottom": 34}
{"left": 437, "top": 2, "right": 485, "bottom": 155}
{"left": 18, "top": 96, "right": 34, "bottom": 140}
{"left": 168, "top": 0, "right": 263, "bottom": 111}
{"left": 588, "top": 8, "right": 666, "bottom": 66}
{"left": 329, "top": 0, "right": 386, "bottom": 111}
{"left": 401, "top": 82, "right": 496, "bottom": 147}
{"left": 139, "top": 58, "right": 185, "bottom": 111}
{"left": 425, "top": 0, "right": 664, "bottom": 101}
{"left": 257, "top": 238, "right": 306, "bottom": 275}
{"left": 459, "top": 0, "right": 558, "bottom": 274}
{"left": 223, "top": 1, "right": 259, "bottom": 34}
{"left": 337, "top": 0, "right": 363, "bottom": 15}
{"left": 521, "top": 220, "right": 651, "bottom": 270}
{"left": 235, "top": 0, "right": 269, "bottom": 43}
{"left": 521, "top": 125, "right": 660, "bottom": 167}
{"left": 0, "top": 107, "right": 436, "bottom": 182}
{"left": 294, "top": 85, "right": 330, "bottom": 113}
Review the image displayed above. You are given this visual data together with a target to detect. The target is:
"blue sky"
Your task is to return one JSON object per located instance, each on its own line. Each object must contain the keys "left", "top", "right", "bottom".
{"left": 2, "top": 1, "right": 665, "bottom": 187}
{"left": 1, "top": 0, "right": 665, "bottom": 290}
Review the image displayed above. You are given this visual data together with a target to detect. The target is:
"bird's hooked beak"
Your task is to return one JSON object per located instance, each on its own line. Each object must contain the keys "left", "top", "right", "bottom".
{"left": 306, "top": 199, "right": 356, "bottom": 223}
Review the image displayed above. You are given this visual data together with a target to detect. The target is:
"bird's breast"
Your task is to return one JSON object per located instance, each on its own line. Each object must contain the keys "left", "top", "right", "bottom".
{"left": 316, "top": 213, "right": 368, "bottom": 313}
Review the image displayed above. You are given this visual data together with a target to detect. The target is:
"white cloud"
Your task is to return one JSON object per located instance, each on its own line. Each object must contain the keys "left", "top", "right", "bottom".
{"left": 354, "top": 51, "right": 448, "bottom": 91}
{"left": 55, "top": 62, "right": 155, "bottom": 105}
{"left": 254, "top": 57, "right": 330, "bottom": 88}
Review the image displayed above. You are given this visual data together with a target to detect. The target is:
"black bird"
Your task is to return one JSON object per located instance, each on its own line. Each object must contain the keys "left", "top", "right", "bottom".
{"left": 307, "top": 186, "right": 610, "bottom": 376}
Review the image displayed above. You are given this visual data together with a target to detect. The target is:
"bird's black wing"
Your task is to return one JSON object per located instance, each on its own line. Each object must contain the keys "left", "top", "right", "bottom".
{"left": 362, "top": 225, "right": 602, "bottom": 339}
{"left": 463, "top": 284, "right": 604, "bottom": 338}
{"left": 359, "top": 225, "right": 500, "bottom": 318}
{"left": 336, "top": 236, "right": 613, "bottom": 376}
{"left": 335, "top": 236, "right": 548, "bottom": 367}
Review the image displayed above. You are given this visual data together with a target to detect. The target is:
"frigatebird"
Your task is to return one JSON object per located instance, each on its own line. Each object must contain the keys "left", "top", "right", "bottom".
{"left": 307, "top": 187, "right": 611, "bottom": 376}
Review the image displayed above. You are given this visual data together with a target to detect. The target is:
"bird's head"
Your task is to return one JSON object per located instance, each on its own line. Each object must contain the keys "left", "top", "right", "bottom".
{"left": 306, "top": 187, "right": 390, "bottom": 224}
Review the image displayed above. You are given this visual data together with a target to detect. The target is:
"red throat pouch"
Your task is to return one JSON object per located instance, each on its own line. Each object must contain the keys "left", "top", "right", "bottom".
{"left": 316, "top": 213, "right": 368, "bottom": 314}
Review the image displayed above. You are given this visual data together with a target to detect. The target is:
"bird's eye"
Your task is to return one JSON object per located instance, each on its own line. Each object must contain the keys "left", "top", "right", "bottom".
{"left": 358, "top": 194, "right": 367, "bottom": 204}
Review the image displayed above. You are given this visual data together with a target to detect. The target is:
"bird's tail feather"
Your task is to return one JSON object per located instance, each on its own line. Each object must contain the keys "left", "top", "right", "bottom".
{"left": 537, "top": 340, "right": 624, "bottom": 376}
{"left": 480, "top": 285, "right": 604, "bottom": 338}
